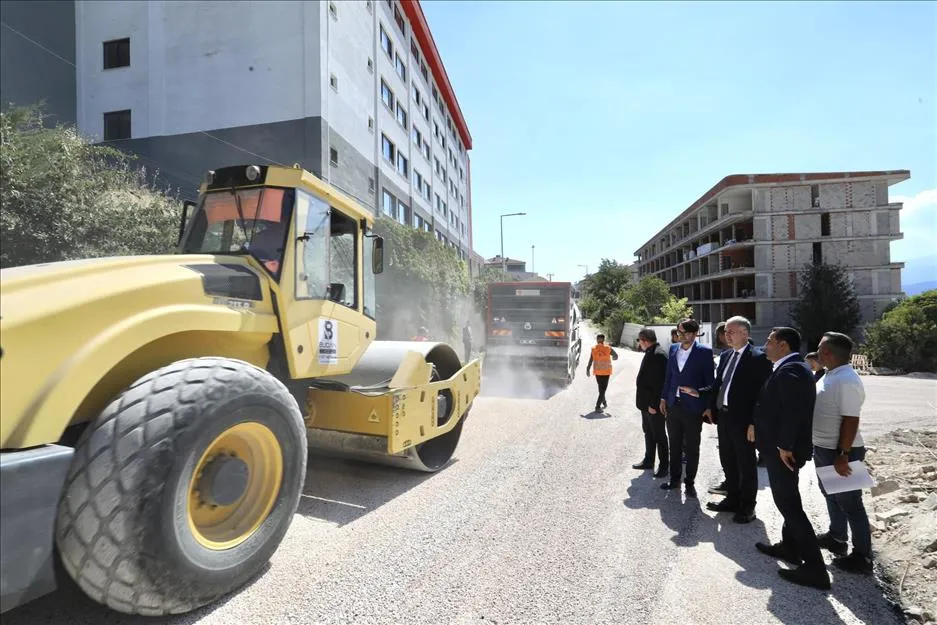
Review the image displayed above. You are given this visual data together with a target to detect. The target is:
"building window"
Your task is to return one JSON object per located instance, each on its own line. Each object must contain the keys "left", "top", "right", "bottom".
{"left": 103, "top": 110, "right": 131, "bottom": 140}
{"left": 329, "top": 2, "right": 337, "bottom": 20}
{"left": 412, "top": 126, "right": 421, "bottom": 147}
{"left": 413, "top": 212, "right": 424, "bottom": 230}
{"left": 811, "top": 184, "right": 820, "bottom": 207}
{"left": 396, "top": 102, "right": 408, "bottom": 128}
{"left": 381, "top": 134, "right": 395, "bottom": 163}
{"left": 421, "top": 138, "right": 430, "bottom": 160}
{"left": 329, "top": 74, "right": 338, "bottom": 91}
{"left": 382, "top": 189, "right": 395, "bottom": 218}
{"left": 380, "top": 79, "right": 394, "bottom": 109}
{"left": 422, "top": 102, "right": 429, "bottom": 121}
{"left": 368, "top": 177, "right": 375, "bottom": 193}
{"left": 420, "top": 61, "right": 428, "bottom": 82}
{"left": 393, "top": 5, "right": 405, "bottom": 33}
{"left": 329, "top": 147, "right": 339, "bottom": 166}
{"left": 395, "top": 53, "right": 407, "bottom": 81}
{"left": 411, "top": 40, "right": 420, "bottom": 61}
{"left": 397, "top": 153, "right": 408, "bottom": 177}
{"left": 412, "top": 84, "right": 421, "bottom": 105}
{"left": 380, "top": 25, "right": 393, "bottom": 58}
{"left": 821, "top": 212, "right": 831, "bottom": 236}
{"left": 397, "top": 201, "right": 408, "bottom": 225}
{"left": 103, "top": 38, "right": 130, "bottom": 69}
{"left": 813, "top": 242, "right": 822, "bottom": 265}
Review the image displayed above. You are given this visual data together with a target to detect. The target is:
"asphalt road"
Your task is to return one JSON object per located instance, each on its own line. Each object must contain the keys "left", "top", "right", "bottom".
{"left": 6, "top": 333, "right": 926, "bottom": 625}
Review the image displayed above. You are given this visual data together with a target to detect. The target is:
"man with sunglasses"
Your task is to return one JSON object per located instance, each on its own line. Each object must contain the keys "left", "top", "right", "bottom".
{"left": 658, "top": 318, "right": 714, "bottom": 497}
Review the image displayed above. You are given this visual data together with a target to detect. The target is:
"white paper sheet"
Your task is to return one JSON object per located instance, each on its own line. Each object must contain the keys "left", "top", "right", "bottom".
{"left": 816, "top": 461, "right": 876, "bottom": 495}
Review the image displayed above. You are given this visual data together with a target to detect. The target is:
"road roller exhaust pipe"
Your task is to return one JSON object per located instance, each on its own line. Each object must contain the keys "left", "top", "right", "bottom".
{"left": 304, "top": 341, "right": 480, "bottom": 473}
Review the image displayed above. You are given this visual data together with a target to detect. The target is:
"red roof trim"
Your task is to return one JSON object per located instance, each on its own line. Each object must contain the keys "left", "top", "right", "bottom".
{"left": 635, "top": 169, "right": 911, "bottom": 253}
{"left": 401, "top": 0, "right": 472, "bottom": 150}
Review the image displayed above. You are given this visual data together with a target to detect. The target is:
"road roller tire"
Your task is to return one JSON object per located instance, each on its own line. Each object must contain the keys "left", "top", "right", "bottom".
{"left": 54, "top": 357, "right": 307, "bottom": 616}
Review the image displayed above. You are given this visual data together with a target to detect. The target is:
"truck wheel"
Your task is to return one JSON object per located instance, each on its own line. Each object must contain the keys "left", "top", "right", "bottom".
{"left": 55, "top": 357, "right": 306, "bottom": 616}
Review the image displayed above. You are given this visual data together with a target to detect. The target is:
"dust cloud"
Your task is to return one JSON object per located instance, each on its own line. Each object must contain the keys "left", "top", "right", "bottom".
{"left": 479, "top": 362, "right": 564, "bottom": 400}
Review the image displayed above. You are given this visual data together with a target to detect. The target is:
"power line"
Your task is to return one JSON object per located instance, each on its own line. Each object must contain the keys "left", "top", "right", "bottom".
{"left": 198, "top": 131, "right": 285, "bottom": 167}
{"left": 1, "top": 21, "right": 75, "bottom": 68}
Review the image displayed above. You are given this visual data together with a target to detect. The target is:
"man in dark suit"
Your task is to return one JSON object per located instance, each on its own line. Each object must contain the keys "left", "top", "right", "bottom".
{"left": 658, "top": 318, "right": 715, "bottom": 498}
{"left": 704, "top": 316, "right": 772, "bottom": 523}
{"left": 752, "top": 327, "right": 830, "bottom": 590}
{"left": 633, "top": 328, "right": 669, "bottom": 477}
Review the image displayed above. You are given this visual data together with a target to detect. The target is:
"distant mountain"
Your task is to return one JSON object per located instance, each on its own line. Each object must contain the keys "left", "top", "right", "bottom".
{"left": 905, "top": 280, "right": 937, "bottom": 296}
{"left": 901, "top": 255, "right": 937, "bottom": 295}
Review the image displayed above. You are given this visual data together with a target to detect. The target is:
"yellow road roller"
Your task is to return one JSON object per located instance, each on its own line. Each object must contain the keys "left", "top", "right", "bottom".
{"left": 0, "top": 164, "right": 480, "bottom": 616}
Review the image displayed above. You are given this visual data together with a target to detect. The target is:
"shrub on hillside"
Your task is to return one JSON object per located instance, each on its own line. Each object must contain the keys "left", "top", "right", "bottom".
{"left": 862, "top": 290, "right": 937, "bottom": 373}
{"left": 0, "top": 105, "right": 180, "bottom": 268}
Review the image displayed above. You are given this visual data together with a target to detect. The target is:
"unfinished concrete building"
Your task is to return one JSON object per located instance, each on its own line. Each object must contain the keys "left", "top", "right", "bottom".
{"left": 634, "top": 170, "right": 910, "bottom": 341}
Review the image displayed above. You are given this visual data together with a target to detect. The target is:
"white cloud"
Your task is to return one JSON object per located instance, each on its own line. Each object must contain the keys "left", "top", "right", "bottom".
{"left": 892, "top": 188, "right": 937, "bottom": 214}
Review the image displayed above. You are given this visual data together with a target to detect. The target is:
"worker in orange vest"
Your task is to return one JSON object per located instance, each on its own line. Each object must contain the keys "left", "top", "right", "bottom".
{"left": 586, "top": 333, "right": 619, "bottom": 412}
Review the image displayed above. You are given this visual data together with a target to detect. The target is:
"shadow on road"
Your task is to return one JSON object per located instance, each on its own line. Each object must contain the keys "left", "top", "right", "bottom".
{"left": 623, "top": 474, "right": 904, "bottom": 624}
{"left": 296, "top": 454, "right": 446, "bottom": 526}
{"left": 580, "top": 410, "right": 611, "bottom": 420}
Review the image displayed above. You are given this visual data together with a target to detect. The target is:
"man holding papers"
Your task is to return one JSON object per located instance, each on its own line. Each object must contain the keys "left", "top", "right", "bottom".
{"left": 812, "top": 331, "right": 874, "bottom": 575}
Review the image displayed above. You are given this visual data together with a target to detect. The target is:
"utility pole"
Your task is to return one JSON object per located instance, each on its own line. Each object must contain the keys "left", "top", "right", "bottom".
{"left": 546, "top": 273, "right": 554, "bottom": 282}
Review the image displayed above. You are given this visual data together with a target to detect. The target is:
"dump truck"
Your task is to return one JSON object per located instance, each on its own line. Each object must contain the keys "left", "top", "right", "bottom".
{"left": 0, "top": 164, "right": 480, "bottom": 616}
{"left": 484, "top": 281, "right": 582, "bottom": 387}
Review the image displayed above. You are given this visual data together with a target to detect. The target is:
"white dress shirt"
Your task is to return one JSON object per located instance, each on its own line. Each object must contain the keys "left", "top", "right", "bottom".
{"left": 772, "top": 352, "right": 798, "bottom": 371}
{"left": 720, "top": 344, "right": 750, "bottom": 408}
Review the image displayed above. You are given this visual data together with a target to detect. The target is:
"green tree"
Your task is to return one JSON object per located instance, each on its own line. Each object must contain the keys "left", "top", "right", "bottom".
{"left": 863, "top": 290, "right": 937, "bottom": 372}
{"left": 790, "top": 262, "right": 861, "bottom": 351}
{"left": 623, "top": 276, "right": 672, "bottom": 322}
{"left": 0, "top": 104, "right": 180, "bottom": 268}
{"left": 372, "top": 216, "right": 470, "bottom": 342}
{"left": 654, "top": 295, "right": 694, "bottom": 324}
{"left": 579, "top": 258, "right": 633, "bottom": 324}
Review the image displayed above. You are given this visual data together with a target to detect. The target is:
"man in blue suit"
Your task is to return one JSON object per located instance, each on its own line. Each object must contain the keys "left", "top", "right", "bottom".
{"left": 659, "top": 318, "right": 715, "bottom": 498}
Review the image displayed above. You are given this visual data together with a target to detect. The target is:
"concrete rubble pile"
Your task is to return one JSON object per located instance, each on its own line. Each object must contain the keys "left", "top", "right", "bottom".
{"left": 865, "top": 429, "right": 937, "bottom": 625}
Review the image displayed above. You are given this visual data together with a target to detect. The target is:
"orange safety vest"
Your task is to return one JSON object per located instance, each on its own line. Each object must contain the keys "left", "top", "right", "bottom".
{"left": 592, "top": 344, "right": 613, "bottom": 376}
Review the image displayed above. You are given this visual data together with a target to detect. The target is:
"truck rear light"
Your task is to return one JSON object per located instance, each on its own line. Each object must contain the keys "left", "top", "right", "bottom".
{"left": 545, "top": 331, "right": 565, "bottom": 337}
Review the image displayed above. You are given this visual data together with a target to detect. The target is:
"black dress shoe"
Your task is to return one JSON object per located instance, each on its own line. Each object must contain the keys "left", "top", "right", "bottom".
{"left": 706, "top": 500, "right": 738, "bottom": 513}
{"left": 755, "top": 541, "right": 803, "bottom": 566}
{"left": 632, "top": 462, "right": 654, "bottom": 470}
{"left": 685, "top": 484, "right": 697, "bottom": 498}
{"left": 778, "top": 565, "right": 831, "bottom": 591}
{"left": 653, "top": 466, "right": 669, "bottom": 478}
{"left": 732, "top": 510, "right": 756, "bottom": 524}
{"left": 660, "top": 481, "right": 680, "bottom": 490}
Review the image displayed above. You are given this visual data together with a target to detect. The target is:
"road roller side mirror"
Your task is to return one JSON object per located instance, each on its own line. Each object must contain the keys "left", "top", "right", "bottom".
{"left": 178, "top": 200, "right": 197, "bottom": 246}
{"left": 372, "top": 236, "right": 384, "bottom": 275}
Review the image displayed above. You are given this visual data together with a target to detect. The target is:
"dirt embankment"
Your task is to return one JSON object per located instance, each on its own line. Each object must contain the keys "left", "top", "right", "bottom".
{"left": 865, "top": 429, "right": 937, "bottom": 624}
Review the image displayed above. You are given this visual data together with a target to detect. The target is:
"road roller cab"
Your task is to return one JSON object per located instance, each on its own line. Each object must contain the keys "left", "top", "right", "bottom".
{"left": 0, "top": 164, "right": 480, "bottom": 616}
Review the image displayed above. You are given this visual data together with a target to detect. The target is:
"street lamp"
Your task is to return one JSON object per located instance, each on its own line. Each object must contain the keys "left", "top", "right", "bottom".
{"left": 578, "top": 264, "right": 589, "bottom": 276}
{"left": 500, "top": 212, "right": 526, "bottom": 272}
{"left": 531, "top": 245, "right": 535, "bottom": 273}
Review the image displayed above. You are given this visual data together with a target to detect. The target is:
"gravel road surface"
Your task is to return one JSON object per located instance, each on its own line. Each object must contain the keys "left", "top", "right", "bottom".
{"left": 6, "top": 332, "right": 925, "bottom": 625}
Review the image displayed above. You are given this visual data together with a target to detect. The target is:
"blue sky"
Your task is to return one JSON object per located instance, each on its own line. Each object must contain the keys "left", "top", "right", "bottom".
{"left": 421, "top": 0, "right": 937, "bottom": 283}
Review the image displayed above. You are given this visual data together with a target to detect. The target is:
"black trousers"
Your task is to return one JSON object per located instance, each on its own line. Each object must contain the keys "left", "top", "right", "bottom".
{"left": 595, "top": 375, "right": 609, "bottom": 408}
{"left": 763, "top": 449, "right": 825, "bottom": 570}
{"left": 717, "top": 412, "right": 758, "bottom": 512}
{"left": 666, "top": 403, "right": 703, "bottom": 485}
{"left": 641, "top": 409, "right": 669, "bottom": 468}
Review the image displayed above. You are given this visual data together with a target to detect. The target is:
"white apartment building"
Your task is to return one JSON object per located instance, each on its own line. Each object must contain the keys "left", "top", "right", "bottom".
{"left": 0, "top": 0, "right": 475, "bottom": 260}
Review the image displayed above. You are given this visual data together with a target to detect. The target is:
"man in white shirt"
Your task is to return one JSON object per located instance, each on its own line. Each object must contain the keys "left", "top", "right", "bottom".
{"left": 703, "top": 316, "right": 772, "bottom": 523}
{"left": 812, "top": 331, "right": 873, "bottom": 574}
